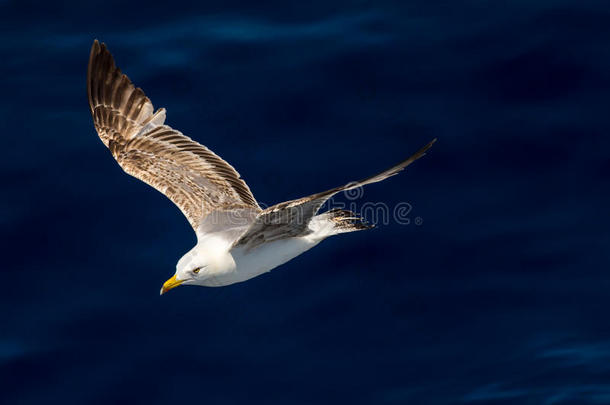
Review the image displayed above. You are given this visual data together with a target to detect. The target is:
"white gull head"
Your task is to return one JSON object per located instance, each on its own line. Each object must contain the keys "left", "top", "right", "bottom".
{"left": 160, "top": 236, "right": 236, "bottom": 294}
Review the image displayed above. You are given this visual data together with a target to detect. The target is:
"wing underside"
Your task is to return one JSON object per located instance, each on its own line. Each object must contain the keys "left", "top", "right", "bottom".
{"left": 87, "top": 40, "right": 260, "bottom": 230}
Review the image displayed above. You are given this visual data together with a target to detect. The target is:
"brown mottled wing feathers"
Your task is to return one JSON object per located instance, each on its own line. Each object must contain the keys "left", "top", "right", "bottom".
{"left": 235, "top": 139, "right": 436, "bottom": 249}
{"left": 88, "top": 40, "right": 260, "bottom": 229}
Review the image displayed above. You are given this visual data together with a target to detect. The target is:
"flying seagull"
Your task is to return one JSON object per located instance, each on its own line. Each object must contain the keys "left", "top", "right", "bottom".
{"left": 87, "top": 40, "right": 436, "bottom": 294}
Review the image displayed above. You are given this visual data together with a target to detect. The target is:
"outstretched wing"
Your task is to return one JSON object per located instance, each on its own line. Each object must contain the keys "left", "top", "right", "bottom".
{"left": 235, "top": 139, "right": 436, "bottom": 249}
{"left": 87, "top": 40, "right": 260, "bottom": 230}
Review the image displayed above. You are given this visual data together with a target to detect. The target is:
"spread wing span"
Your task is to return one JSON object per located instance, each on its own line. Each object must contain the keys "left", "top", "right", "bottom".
{"left": 87, "top": 40, "right": 260, "bottom": 230}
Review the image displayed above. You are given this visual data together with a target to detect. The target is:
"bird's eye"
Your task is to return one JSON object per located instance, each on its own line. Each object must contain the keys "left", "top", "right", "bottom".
{"left": 192, "top": 267, "right": 201, "bottom": 274}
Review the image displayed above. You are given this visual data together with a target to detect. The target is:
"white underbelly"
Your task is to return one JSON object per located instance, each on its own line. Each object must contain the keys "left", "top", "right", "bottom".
{"left": 203, "top": 236, "right": 320, "bottom": 287}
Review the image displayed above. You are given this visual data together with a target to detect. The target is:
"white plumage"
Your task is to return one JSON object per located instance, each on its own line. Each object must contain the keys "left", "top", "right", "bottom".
{"left": 86, "top": 40, "right": 435, "bottom": 294}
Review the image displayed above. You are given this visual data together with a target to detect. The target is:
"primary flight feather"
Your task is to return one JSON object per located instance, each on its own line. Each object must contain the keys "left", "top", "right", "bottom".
{"left": 87, "top": 40, "right": 435, "bottom": 294}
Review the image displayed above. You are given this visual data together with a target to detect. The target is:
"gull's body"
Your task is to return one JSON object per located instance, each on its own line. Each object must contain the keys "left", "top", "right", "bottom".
{"left": 86, "top": 40, "right": 435, "bottom": 293}
{"left": 196, "top": 234, "right": 315, "bottom": 287}
{"left": 196, "top": 215, "right": 333, "bottom": 287}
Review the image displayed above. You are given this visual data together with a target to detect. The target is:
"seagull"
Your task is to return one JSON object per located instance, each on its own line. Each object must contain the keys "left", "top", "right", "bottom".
{"left": 87, "top": 40, "right": 436, "bottom": 294}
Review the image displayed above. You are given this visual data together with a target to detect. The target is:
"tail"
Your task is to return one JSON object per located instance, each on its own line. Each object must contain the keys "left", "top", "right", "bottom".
{"left": 316, "top": 209, "right": 374, "bottom": 235}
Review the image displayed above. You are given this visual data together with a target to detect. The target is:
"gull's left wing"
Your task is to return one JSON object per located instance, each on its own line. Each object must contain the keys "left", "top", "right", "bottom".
{"left": 87, "top": 40, "right": 261, "bottom": 231}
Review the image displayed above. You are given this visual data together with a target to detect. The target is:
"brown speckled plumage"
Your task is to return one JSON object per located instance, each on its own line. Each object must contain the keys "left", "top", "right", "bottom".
{"left": 88, "top": 40, "right": 435, "bottom": 249}
{"left": 87, "top": 40, "right": 260, "bottom": 229}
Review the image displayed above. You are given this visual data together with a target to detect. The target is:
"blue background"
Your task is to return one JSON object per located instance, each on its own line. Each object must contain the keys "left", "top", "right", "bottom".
{"left": 2, "top": 1, "right": 610, "bottom": 403}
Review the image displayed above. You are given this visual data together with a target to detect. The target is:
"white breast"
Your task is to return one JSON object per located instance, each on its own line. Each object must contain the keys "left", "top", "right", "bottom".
{"left": 203, "top": 236, "right": 320, "bottom": 286}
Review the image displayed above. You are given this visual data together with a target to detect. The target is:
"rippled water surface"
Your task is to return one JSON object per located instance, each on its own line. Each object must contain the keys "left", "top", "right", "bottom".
{"left": 2, "top": 1, "right": 610, "bottom": 403}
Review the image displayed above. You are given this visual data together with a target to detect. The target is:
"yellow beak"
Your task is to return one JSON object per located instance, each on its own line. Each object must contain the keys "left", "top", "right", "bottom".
{"left": 160, "top": 274, "right": 183, "bottom": 295}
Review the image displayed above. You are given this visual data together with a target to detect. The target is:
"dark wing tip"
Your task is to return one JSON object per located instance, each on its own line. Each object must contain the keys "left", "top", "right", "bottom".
{"left": 397, "top": 137, "right": 437, "bottom": 168}
{"left": 333, "top": 137, "right": 437, "bottom": 195}
{"left": 414, "top": 137, "right": 437, "bottom": 158}
{"left": 87, "top": 39, "right": 117, "bottom": 112}
{"left": 90, "top": 39, "right": 110, "bottom": 55}
{"left": 88, "top": 39, "right": 107, "bottom": 70}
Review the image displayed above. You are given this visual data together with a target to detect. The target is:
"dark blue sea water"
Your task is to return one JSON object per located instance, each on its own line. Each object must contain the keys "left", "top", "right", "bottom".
{"left": 2, "top": 1, "right": 610, "bottom": 403}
